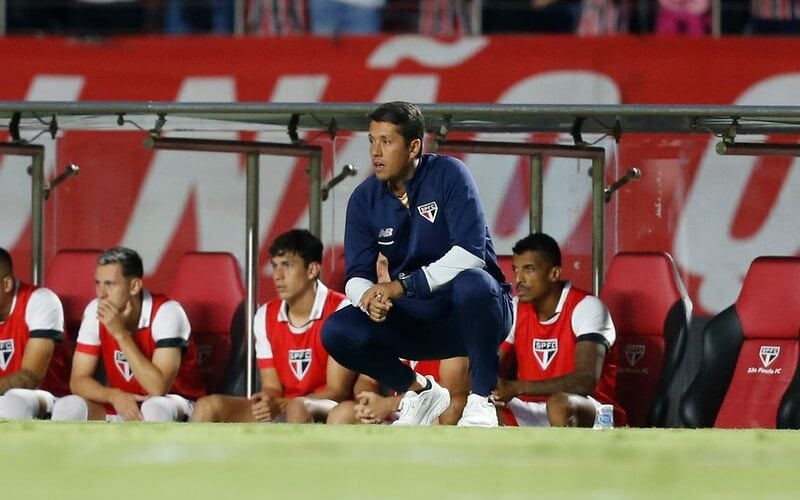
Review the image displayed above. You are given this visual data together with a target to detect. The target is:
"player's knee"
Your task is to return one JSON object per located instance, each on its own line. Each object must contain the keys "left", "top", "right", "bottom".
{"left": 191, "top": 395, "right": 221, "bottom": 422}
{"left": 141, "top": 397, "right": 178, "bottom": 422}
{"left": 51, "top": 395, "right": 89, "bottom": 421}
{"left": 0, "top": 389, "right": 39, "bottom": 420}
{"left": 285, "top": 397, "right": 312, "bottom": 424}
{"left": 546, "top": 392, "right": 576, "bottom": 427}
{"left": 452, "top": 269, "right": 495, "bottom": 307}
{"left": 326, "top": 401, "right": 356, "bottom": 425}
{"left": 322, "top": 309, "right": 367, "bottom": 355}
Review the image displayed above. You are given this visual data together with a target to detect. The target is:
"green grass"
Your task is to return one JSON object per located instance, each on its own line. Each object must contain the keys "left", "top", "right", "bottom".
{"left": 2, "top": 422, "right": 799, "bottom": 499}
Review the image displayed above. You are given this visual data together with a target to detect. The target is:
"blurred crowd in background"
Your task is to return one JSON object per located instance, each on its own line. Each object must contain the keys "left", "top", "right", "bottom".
{"left": 3, "top": 0, "right": 800, "bottom": 36}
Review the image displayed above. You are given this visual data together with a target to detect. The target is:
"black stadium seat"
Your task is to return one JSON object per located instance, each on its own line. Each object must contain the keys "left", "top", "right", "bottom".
{"left": 680, "top": 256, "right": 800, "bottom": 428}
{"left": 600, "top": 252, "right": 692, "bottom": 427}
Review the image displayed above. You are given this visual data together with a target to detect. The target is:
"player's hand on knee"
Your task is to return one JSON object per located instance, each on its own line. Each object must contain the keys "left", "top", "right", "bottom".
{"left": 109, "top": 389, "right": 146, "bottom": 421}
{"left": 491, "top": 379, "right": 516, "bottom": 407}
{"left": 250, "top": 392, "right": 276, "bottom": 422}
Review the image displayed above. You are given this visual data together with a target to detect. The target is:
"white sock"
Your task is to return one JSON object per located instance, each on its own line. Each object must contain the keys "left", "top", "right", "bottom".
{"left": 51, "top": 395, "right": 89, "bottom": 421}
{"left": 415, "top": 372, "right": 429, "bottom": 390}
{"left": 0, "top": 389, "right": 44, "bottom": 420}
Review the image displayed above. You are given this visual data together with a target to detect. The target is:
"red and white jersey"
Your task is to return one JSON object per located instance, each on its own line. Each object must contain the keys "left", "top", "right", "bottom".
{"left": 253, "top": 281, "right": 348, "bottom": 399}
{"left": 502, "top": 283, "right": 620, "bottom": 408}
{"left": 0, "top": 280, "right": 70, "bottom": 396}
{"left": 75, "top": 290, "right": 206, "bottom": 400}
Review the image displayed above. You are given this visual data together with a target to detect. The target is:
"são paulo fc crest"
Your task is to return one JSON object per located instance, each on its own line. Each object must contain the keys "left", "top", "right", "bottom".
{"left": 114, "top": 350, "right": 134, "bottom": 382}
{"left": 759, "top": 346, "right": 780, "bottom": 368}
{"left": 625, "top": 344, "right": 646, "bottom": 367}
{"left": 417, "top": 201, "right": 438, "bottom": 223}
{"left": 533, "top": 339, "right": 558, "bottom": 370}
{"left": 289, "top": 349, "right": 312, "bottom": 380}
{"left": 0, "top": 339, "right": 15, "bottom": 371}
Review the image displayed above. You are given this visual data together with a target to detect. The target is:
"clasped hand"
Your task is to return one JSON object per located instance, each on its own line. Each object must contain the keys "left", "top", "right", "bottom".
{"left": 359, "top": 281, "right": 402, "bottom": 323}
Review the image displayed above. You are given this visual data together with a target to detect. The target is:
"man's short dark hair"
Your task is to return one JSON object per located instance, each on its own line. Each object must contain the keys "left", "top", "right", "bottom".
{"left": 269, "top": 229, "right": 323, "bottom": 267}
{"left": 0, "top": 247, "right": 12, "bottom": 277}
{"left": 512, "top": 233, "right": 562, "bottom": 267}
{"left": 97, "top": 247, "right": 144, "bottom": 278}
{"left": 369, "top": 101, "right": 425, "bottom": 157}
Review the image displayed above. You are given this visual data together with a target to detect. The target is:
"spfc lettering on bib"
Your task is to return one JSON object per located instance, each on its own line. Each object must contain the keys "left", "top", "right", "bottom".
{"left": 625, "top": 344, "right": 646, "bottom": 367}
{"left": 114, "top": 350, "right": 134, "bottom": 381}
{"left": 759, "top": 346, "right": 780, "bottom": 368}
{"left": 289, "top": 349, "right": 312, "bottom": 380}
{"left": 533, "top": 339, "right": 558, "bottom": 370}
{"left": 0, "top": 339, "right": 15, "bottom": 371}
{"left": 417, "top": 201, "right": 438, "bottom": 223}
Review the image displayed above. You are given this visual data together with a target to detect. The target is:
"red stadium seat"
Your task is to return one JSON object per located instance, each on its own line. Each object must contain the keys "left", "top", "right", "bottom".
{"left": 600, "top": 252, "right": 692, "bottom": 427}
{"left": 43, "top": 249, "right": 103, "bottom": 396}
{"left": 45, "top": 249, "right": 102, "bottom": 342}
{"left": 680, "top": 257, "right": 800, "bottom": 429}
{"left": 169, "top": 252, "right": 245, "bottom": 395}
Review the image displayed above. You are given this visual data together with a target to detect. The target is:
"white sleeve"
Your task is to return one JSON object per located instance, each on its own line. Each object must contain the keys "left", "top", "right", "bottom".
{"left": 503, "top": 297, "right": 519, "bottom": 345}
{"left": 151, "top": 300, "right": 191, "bottom": 346}
{"left": 345, "top": 277, "right": 373, "bottom": 310}
{"left": 253, "top": 305, "right": 272, "bottom": 360}
{"left": 77, "top": 300, "right": 101, "bottom": 346}
{"left": 571, "top": 295, "right": 616, "bottom": 347}
{"left": 421, "top": 245, "right": 485, "bottom": 293}
{"left": 25, "top": 287, "right": 65, "bottom": 334}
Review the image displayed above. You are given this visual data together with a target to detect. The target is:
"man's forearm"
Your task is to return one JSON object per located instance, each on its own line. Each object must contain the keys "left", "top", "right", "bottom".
{"left": 117, "top": 336, "right": 171, "bottom": 395}
{"left": 70, "top": 375, "right": 118, "bottom": 404}
{"left": 514, "top": 372, "right": 598, "bottom": 398}
{"left": 0, "top": 369, "right": 40, "bottom": 395}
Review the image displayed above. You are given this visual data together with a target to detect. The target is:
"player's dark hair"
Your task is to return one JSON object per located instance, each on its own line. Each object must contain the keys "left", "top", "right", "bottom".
{"left": 269, "top": 229, "right": 323, "bottom": 267}
{"left": 0, "top": 247, "right": 12, "bottom": 276}
{"left": 369, "top": 101, "right": 425, "bottom": 158}
{"left": 97, "top": 247, "right": 144, "bottom": 278}
{"left": 512, "top": 233, "right": 562, "bottom": 267}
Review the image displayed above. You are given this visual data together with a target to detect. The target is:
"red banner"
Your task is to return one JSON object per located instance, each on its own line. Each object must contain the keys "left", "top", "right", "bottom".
{"left": 1, "top": 35, "right": 799, "bottom": 315}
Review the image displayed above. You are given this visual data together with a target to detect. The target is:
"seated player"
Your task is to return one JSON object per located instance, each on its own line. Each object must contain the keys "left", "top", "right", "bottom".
{"left": 491, "top": 233, "right": 625, "bottom": 427}
{"left": 191, "top": 229, "right": 356, "bottom": 423}
{"left": 326, "top": 356, "right": 469, "bottom": 425}
{"left": 0, "top": 247, "right": 71, "bottom": 419}
{"left": 51, "top": 247, "right": 205, "bottom": 422}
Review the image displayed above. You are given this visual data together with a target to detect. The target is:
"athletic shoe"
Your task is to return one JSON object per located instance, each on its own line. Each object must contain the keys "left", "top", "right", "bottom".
{"left": 457, "top": 393, "right": 499, "bottom": 427}
{"left": 391, "top": 376, "right": 451, "bottom": 426}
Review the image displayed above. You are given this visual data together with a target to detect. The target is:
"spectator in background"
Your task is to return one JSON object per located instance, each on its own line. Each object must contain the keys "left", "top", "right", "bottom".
{"left": 164, "top": 0, "right": 234, "bottom": 34}
{"left": 483, "top": 0, "right": 580, "bottom": 33}
{"left": 309, "top": 0, "right": 385, "bottom": 35}
{"left": 418, "top": 0, "right": 481, "bottom": 36}
{"left": 0, "top": 248, "right": 70, "bottom": 420}
{"left": 655, "top": 0, "right": 710, "bottom": 35}
{"left": 51, "top": 247, "right": 206, "bottom": 422}
{"left": 747, "top": 0, "right": 800, "bottom": 34}
{"left": 576, "top": 0, "right": 630, "bottom": 35}
{"left": 247, "top": 0, "right": 309, "bottom": 34}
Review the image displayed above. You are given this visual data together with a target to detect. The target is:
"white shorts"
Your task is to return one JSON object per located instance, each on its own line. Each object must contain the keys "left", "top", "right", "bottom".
{"left": 505, "top": 396, "right": 607, "bottom": 427}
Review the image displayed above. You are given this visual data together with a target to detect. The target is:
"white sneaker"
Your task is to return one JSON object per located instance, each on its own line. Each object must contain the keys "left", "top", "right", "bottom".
{"left": 457, "top": 393, "right": 498, "bottom": 427}
{"left": 391, "top": 376, "right": 451, "bottom": 426}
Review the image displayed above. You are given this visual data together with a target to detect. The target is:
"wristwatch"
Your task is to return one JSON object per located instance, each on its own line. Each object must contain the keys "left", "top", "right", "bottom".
{"left": 398, "top": 272, "right": 415, "bottom": 297}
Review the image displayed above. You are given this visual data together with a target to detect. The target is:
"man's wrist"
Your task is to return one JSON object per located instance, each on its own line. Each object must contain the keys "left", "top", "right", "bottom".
{"left": 398, "top": 272, "right": 415, "bottom": 297}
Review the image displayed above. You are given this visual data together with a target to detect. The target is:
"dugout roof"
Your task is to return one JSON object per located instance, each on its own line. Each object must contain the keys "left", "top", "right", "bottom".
{"left": 3, "top": 102, "right": 800, "bottom": 139}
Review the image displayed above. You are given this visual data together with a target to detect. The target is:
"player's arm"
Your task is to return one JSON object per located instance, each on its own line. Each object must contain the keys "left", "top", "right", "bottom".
{"left": 343, "top": 187, "right": 380, "bottom": 307}
{"left": 251, "top": 367, "right": 286, "bottom": 422}
{"left": 0, "top": 287, "right": 64, "bottom": 394}
{"left": 117, "top": 300, "right": 188, "bottom": 395}
{"left": 305, "top": 357, "right": 357, "bottom": 402}
{"left": 0, "top": 339, "right": 54, "bottom": 394}
{"left": 498, "top": 341, "right": 606, "bottom": 399}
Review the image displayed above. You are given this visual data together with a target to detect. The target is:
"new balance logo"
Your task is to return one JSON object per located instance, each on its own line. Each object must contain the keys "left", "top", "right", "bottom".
{"left": 759, "top": 346, "right": 780, "bottom": 368}
{"left": 417, "top": 201, "right": 438, "bottom": 223}
{"left": 625, "top": 344, "right": 645, "bottom": 367}
{"left": 533, "top": 339, "right": 558, "bottom": 370}
{"left": 289, "top": 349, "right": 312, "bottom": 380}
{"left": 114, "top": 350, "right": 134, "bottom": 382}
{"left": 378, "top": 228, "right": 394, "bottom": 238}
{"left": 0, "top": 339, "right": 15, "bottom": 371}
